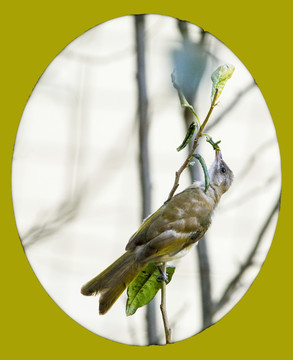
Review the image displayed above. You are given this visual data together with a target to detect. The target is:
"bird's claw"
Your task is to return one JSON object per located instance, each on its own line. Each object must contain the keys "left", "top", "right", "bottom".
{"left": 157, "top": 267, "right": 169, "bottom": 283}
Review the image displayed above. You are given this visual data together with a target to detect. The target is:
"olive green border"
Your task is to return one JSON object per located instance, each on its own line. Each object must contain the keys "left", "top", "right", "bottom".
{"left": 1, "top": 1, "right": 292, "bottom": 358}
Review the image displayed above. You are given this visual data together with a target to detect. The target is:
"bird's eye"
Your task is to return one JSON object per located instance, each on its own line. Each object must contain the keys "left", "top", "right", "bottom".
{"left": 220, "top": 166, "right": 226, "bottom": 173}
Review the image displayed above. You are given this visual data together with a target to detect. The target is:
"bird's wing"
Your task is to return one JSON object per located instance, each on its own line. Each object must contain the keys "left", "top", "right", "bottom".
{"left": 125, "top": 206, "right": 164, "bottom": 251}
{"left": 134, "top": 228, "right": 203, "bottom": 263}
{"left": 125, "top": 186, "right": 206, "bottom": 252}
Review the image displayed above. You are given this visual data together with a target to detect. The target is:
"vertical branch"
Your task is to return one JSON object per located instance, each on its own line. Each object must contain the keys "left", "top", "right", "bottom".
{"left": 160, "top": 263, "right": 172, "bottom": 344}
{"left": 195, "top": 234, "right": 213, "bottom": 328}
{"left": 176, "top": 20, "right": 213, "bottom": 329}
{"left": 135, "top": 15, "right": 151, "bottom": 218}
{"left": 134, "top": 14, "right": 158, "bottom": 346}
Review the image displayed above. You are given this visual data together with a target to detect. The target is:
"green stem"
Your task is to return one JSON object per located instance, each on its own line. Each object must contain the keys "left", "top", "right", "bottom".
{"left": 203, "top": 134, "right": 221, "bottom": 151}
{"left": 167, "top": 89, "right": 218, "bottom": 201}
{"left": 171, "top": 72, "right": 201, "bottom": 127}
{"left": 194, "top": 154, "right": 210, "bottom": 192}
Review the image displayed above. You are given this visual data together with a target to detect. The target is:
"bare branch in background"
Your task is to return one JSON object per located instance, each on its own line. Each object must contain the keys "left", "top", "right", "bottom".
{"left": 135, "top": 15, "right": 152, "bottom": 221}
{"left": 134, "top": 14, "right": 158, "bottom": 346}
{"left": 21, "top": 66, "right": 88, "bottom": 249}
{"left": 205, "top": 81, "right": 256, "bottom": 132}
{"left": 235, "top": 139, "right": 273, "bottom": 184}
{"left": 222, "top": 174, "right": 278, "bottom": 212}
{"left": 213, "top": 194, "right": 280, "bottom": 315}
{"left": 21, "top": 191, "right": 83, "bottom": 248}
{"left": 174, "top": 20, "right": 208, "bottom": 118}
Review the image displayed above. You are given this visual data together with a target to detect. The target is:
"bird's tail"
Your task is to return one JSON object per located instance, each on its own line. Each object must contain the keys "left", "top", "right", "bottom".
{"left": 81, "top": 251, "right": 143, "bottom": 315}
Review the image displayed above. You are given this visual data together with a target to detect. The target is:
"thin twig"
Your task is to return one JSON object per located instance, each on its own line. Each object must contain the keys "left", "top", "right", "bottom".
{"left": 160, "top": 262, "right": 172, "bottom": 344}
{"left": 213, "top": 194, "right": 280, "bottom": 314}
{"left": 221, "top": 174, "right": 278, "bottom": 213}
{"left": 167, "top": 89, "right": 218, "bottom": 201}
{"left": 235, "top": 139, "right": 273, "bottom": 185}
{"left": 22, "top": 189, "right": 83, "bottom": 248}
{"left": 205, "top": 81, "right": 256, "bottom": 132}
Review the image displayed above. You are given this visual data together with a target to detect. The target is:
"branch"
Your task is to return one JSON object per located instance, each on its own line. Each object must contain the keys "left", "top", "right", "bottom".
{"left": 21, "top": 188, "right": 83, "bottom": 248}
{"left": 167, "top": 88, "right": 218, "bottom": 201}
{"left": 160, "top": 262, "right": 172, "bottom": 344}
{"left": 205, "top": 81, "right": 256, "bottom": 132}
{"left": 213, "top": 195, "right": 280, "bottom": 314}
{"left": 235, "top": 139, "right": 272, "bottom": 185}
{"left": 135, "top": 15, "right": 151, "bottom": 220}
{"left": 221, "top": 174, "right": 278, "bottom": 212}
{"left": 134, "top": 14, "right": 158, "bottom": 345}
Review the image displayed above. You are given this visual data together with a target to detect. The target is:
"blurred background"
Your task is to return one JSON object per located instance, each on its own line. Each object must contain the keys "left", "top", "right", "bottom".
{"left": 11, "top": 14, "right": 281, "bottom": 345}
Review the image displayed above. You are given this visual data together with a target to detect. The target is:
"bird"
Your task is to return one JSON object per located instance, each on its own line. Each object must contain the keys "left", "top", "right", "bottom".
{"left": 81, "top": 150, "right": 234, "bottom": 315}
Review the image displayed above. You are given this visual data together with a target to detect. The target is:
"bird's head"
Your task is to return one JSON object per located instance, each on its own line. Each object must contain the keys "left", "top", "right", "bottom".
{"left": 208, "top": 150, "right": 234, "bottom": 194}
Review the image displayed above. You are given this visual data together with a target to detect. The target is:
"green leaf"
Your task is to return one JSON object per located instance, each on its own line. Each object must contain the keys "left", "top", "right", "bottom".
{"left": 176, "top": 122, "right": 196, "bottom": 152}
{"left": 211, "top": 64, "right": 235, "bottom": 102}
{"left": 126, "top": 263, "right": 175, "bottom": 316}
{"left": 171, "top": 71, "right": 200, "bottom": 125}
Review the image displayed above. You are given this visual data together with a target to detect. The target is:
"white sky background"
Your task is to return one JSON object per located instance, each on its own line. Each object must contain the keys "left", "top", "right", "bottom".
{"left": 12, "top": 15, "right": 281, "bottom": 345}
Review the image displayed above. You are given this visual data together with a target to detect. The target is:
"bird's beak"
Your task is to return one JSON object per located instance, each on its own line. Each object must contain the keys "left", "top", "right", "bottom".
{"left": 215, "top": 150, "right": 222, "bottom": 166}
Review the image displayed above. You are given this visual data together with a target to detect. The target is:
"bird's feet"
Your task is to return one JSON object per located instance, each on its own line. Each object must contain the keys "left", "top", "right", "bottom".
{"left": 157, "top": 266, "right": 169, "bottom": 283}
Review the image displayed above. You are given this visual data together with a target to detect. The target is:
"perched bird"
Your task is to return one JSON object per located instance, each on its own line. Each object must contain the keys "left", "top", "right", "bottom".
{"left": 81, "top": 150, "right": 234, "bottom": 315}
